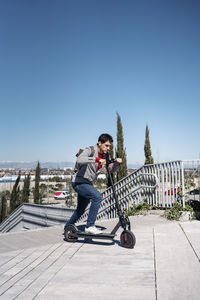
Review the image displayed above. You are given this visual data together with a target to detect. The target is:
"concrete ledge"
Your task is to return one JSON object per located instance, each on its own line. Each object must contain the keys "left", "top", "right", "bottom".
{"left": 131, "top": 209, "right": 200, "bottom": 222}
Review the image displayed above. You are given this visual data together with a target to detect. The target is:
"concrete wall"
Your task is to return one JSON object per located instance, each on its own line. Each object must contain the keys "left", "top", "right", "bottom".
{"left": 0, "top": 203, "right": 74, "bottom": 233}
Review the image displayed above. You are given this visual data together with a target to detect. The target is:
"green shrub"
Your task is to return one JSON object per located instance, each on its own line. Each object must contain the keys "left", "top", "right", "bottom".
{"left": 164, "top": 203, "right": 182, "bottom": 221}
{"left": 125, "top": 200, "right": 196, "bottom": 221}
{"left": 164, "top": 202, "right": 194, "bottom": 221}
{"left": 125, "top": 201, "right": 156, "bottom": 216}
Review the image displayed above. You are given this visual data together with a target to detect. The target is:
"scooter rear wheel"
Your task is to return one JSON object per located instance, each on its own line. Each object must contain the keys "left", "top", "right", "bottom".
{"left": 120, "top": 230, "right": 136, "bottom": 249}
{"left": 64, "top": 225, "right": 78, "bottom": 243}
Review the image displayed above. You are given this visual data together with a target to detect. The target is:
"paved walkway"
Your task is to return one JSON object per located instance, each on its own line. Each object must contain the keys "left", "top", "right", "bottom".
{"left": 0, "top": 215, "right": 200, "bottom": 300}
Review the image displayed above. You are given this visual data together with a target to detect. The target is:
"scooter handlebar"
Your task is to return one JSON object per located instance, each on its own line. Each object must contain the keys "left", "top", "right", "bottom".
{"left": 103, "top": 152, "right": 117, "bottom": 167}
{"left": 107, "top": 158, "right": 116, "bottom": 164}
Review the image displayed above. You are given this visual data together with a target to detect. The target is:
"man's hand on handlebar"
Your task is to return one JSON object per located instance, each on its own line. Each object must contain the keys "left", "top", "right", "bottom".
{"left": 115, "top": 158, "right": 122, "bottom": 164}
{"left": 99, "top": 157, "right": 122, "bottom": 165}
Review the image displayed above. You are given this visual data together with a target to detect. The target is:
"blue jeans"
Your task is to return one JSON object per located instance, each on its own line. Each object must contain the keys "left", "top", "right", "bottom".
{"left": 65, "top": 183, "right": 103, "bottom": 228}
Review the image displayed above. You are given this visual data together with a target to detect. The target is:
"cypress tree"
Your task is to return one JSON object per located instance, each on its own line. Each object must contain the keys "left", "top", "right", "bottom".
{"left": 144, "top": 124, "right": 154, "bottom": 165}
{"left": 1, "top": 194, "right": 7, "bottom": 222}
{"left": 34, "top": 161, "right": 41, "bottom": 204}
{"left": 107, "top": 144, "right": 115, "bottom": 188}
{"left": 116, "top": 112, "right": 128, "bottom": 181}
{"left": 0, "top": 191, "right": 10, "bottom": 222}
{"left": 65, "top": 177, "right": 74, "bottom": 208}
{"left": 10, "top": 174, "right": 21, "bottom": 213}
{"left": 21, "top": 174, "right": 30, "bottom": 203}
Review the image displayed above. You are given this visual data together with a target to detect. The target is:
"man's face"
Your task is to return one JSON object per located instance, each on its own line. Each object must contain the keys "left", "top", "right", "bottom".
{"left": 98, "top": 140, "right": 112, "bottom": 154}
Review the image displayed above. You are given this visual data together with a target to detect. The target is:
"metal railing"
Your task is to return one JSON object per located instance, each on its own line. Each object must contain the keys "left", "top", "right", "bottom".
{"left": 142, "top": 161, "right": 185, "bottom": 208}
{"left": 79, "top": 160, "right": 200, "bottom": 222}
{"left": 79, "top": 172, "right": 159, "bottom": 222}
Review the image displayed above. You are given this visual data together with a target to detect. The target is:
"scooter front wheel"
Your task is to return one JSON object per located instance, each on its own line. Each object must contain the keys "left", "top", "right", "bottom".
{"left": 64, "top": 225, "right": 78, "bottom": 243}
{"left": 120, "top": 230, "right": 136, "bottom": 249}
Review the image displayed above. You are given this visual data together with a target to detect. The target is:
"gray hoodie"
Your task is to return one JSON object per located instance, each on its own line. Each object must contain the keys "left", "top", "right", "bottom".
{"left": 73, "top": 144, "right": 120, "bottom": 185}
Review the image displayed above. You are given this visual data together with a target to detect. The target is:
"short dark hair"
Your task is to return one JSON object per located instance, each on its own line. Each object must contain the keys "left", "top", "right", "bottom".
{"left": 98, "top": 133, "right": 113, "bottom": 144}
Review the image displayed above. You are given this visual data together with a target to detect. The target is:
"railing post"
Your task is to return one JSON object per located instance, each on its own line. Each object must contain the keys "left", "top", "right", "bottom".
{"left": 181, "top": 161, "right": 185, "bottom": 208}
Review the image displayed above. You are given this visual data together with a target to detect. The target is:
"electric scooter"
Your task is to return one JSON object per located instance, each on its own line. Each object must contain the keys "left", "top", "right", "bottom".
{"left": 64, "top": 152, "right": 136, "bottom": 249}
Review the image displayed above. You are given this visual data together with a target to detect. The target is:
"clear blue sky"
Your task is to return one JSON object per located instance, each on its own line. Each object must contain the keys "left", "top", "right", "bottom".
{"left": 0, "top": 0, "right": 200, "bottom": 165}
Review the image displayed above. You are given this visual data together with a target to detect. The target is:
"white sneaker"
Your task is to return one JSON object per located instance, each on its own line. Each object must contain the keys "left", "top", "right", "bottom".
{"left": 85, "top": 226, "right": 102, "bottom": 235}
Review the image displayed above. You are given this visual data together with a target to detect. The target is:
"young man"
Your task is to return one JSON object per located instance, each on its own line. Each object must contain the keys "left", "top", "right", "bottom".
{"left": 65, "top": 133, "right": 122, "bottom": 234}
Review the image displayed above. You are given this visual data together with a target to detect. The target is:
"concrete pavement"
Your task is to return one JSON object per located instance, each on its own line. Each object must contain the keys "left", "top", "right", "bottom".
{"left": 0, "top": 215, "right": 200, "bottom": 300}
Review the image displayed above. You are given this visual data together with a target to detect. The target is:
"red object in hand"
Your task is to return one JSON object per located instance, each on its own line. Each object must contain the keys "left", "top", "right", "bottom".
{"left": 95, "top": 153, "right": 104, "bottom": 170}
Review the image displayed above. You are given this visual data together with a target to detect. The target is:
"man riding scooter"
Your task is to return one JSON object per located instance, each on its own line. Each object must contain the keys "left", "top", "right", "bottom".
{"left": 64, "top": 133, "right": 122, "bottom": 234}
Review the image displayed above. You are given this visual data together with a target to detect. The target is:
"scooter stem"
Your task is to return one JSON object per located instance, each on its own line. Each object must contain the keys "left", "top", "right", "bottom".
{"left": 104, "top": 152, "right": 122, "bottom": 215}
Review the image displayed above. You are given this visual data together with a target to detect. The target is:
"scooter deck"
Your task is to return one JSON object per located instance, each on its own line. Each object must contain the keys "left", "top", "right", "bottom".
{"left": 76, "top": 231, "right": 116, "bottom": 240}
